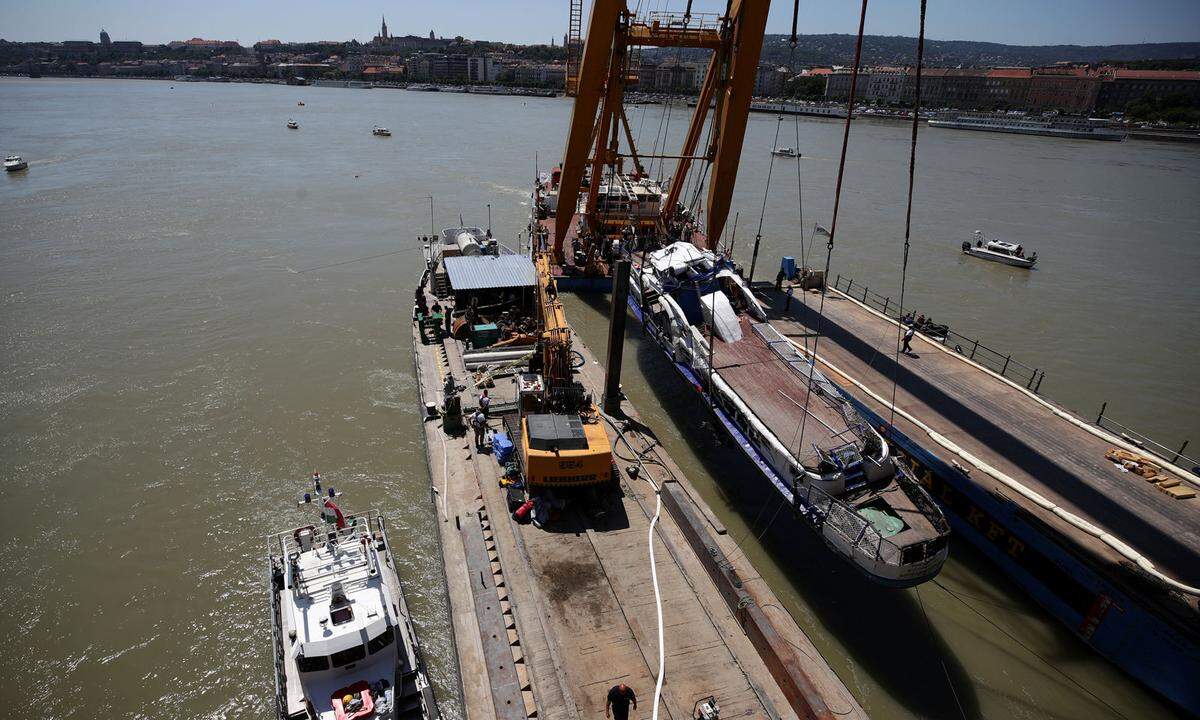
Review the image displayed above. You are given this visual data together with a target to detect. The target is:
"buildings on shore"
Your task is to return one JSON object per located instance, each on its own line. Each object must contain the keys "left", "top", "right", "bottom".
{"left": 823, "top": 64, "right": 1200, "bottom": 114}
{"left": 2, "top": 18, "right": 1197, "bottom": 119}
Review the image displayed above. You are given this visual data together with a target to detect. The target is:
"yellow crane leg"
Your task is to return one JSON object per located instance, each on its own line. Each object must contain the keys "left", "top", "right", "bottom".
{"left": 704, "top": 0, "right": 769, "bottom": 249}
{"left": 554, "top": 0, "right": 626, "bottom": 263}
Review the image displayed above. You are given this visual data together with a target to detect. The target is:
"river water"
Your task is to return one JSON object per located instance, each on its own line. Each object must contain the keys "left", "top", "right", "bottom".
{"left": 1, "top": 78, "right": 1196, "bottom": 719}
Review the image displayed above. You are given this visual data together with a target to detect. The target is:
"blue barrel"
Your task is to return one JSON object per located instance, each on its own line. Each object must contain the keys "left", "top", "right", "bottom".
{"left": 780, "top": 256, "right": 796, "bottom": 279}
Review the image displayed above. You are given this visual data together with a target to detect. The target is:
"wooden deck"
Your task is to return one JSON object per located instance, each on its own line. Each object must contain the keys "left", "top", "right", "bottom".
{"left": 758, "top": 284, "right": 1200, "bottom": 596}
{"left": 412, "top": 279, "right": 868, "bottom": 720}
{"left": 713, "top": 316, "right": 845, "bottom": 465}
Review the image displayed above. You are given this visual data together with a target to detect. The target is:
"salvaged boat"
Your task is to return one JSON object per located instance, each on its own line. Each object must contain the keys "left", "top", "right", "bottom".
{"left": 631, "top": 242, "right": 950, "bottom": 586}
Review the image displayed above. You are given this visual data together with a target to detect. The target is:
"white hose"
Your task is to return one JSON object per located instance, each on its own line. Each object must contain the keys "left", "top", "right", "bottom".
{"left": 646, "top": 479, "right": 665, "bottom": 720}
{"left": 599, "top": 412, "right": 666, "bottom": 720}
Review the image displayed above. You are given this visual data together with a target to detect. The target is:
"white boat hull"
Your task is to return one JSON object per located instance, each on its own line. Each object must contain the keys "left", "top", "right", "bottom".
{"left": 963, "top": 247, "right": 1035, "bottom": 268}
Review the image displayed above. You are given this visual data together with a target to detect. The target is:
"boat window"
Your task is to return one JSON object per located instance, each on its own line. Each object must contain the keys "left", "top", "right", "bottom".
{"left": 296, "top": 653, "right": 330, "bottom": 673}
{"left": 367, "top": 625, "right": 395, "bottom": 655}
{"left": 330, "top": 643, "right": 366, "bottom": 668}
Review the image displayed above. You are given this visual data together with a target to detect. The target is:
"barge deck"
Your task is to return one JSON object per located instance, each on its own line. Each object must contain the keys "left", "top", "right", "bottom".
{"left": 411, "top": 275, "right": 867, "bottom": 720}
{"left": 756, "top": 281, "right": 1199, "bottom": 713}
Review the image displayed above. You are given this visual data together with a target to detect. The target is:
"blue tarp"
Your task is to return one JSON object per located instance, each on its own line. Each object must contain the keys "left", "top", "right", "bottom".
{"left": 492, "top": 431, "right": 514, "bottom": 465}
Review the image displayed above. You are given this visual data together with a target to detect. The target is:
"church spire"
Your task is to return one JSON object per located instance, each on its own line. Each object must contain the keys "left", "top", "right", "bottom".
{"left": 380, "top": 14, "right": 389, "bottom": 40}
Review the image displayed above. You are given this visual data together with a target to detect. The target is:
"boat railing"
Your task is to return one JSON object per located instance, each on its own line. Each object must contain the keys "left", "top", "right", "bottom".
{"left": 801, "top": 481, "right": 906, "bottom": 566}
{"left": 832, "top": 274, "right": 1047, "bottom": 393}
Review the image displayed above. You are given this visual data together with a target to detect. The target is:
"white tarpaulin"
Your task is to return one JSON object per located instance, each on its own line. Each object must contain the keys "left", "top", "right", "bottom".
{"left": 701, "top": 291, "right": 742, "bottom": 342}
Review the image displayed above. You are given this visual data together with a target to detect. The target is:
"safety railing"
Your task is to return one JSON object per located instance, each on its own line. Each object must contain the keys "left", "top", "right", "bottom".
{"left": 1096, "top": 403, "right": 1196, "bottom": 470}
{"left": 832, "top": 274, "right": 1046, "bottom": 392}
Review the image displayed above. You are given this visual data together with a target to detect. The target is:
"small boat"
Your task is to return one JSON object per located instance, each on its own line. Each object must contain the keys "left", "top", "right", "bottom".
{"left": 4, "top": 155, "right": 28, "bottom": 172}
{"left": 770, "top": 147, "right": 800, "bottom": 158}
{"left": 297, "top": 101, "right": 305, "bottom": 106}
{"left": 962, "top": 230, "right": 1036, "bottom": 268}
{"left": 269, "top": 472, "right": 440, "bottom": 720}
{"left": 372, "top": 126, "right": 392, "bottom": 137}
{"left": 287, "top": 119, "right": 299, "bottom": 130}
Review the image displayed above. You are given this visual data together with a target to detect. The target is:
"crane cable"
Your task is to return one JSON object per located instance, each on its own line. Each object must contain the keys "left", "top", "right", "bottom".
{"left": 889, "top": 0, "right": 927, "bottom": 428}
{"left": 787, "top": 0, "right": 869, "bottom": 474}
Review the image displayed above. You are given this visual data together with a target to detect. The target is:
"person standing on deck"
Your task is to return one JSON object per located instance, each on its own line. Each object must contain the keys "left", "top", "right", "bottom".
{"left": 775, "top": 269, "right": 785, "bottom": 292}
{"left": 605, "top": 683, "right": 637, "bottom": 720}
{"left": 470, "top": 410, "right": 487, "bottom": 449}
{"left": 784, "top": 284, "right": 794, "bottom": 312}
{"left": 902, "top": 326, "right": 915, "bottom": 355}
{"left": 479, "top": 389, "right": 490, "bottom": 418}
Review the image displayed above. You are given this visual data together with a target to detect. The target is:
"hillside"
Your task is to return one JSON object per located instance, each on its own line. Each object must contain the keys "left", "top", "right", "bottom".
{"left": 645, "top": 34, "right": 1200, "bottom": 68}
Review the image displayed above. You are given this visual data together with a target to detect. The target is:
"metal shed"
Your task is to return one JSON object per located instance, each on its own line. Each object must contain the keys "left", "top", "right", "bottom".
{"left": 442, "top": 255, "right": 537, "bottom": 292}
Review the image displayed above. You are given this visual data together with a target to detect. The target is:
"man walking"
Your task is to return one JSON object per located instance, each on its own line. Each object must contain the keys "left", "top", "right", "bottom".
{"left": 901, "top": 326, "right": 915, "bottom": 355}
{"left": 605, "top": 683, "right": 637, "bottom": 720}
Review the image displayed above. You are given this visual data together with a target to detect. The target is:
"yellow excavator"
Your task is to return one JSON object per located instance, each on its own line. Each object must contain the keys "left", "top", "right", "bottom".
{"left": 516, "top": 252, "right": 613, "bottom": 488}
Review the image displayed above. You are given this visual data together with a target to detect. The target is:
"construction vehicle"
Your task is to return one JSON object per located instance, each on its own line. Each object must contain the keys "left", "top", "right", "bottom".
{"left": 512, "top": 252, "right": 614, "bottom": 488}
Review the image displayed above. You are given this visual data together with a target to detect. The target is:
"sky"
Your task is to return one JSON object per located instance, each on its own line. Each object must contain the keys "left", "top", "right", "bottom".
{"left": 1, "top": 0, "right": 1197, "bottom": 47}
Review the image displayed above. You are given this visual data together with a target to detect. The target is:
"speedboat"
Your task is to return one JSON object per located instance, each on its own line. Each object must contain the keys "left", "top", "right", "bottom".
{"left": 962, "top": 230, "right": 1036, "bottom": 268}
{"left": 5, "top": 155, "right": 28, "bottom": 172}
{"left": 372, "top": 126, "right": 392, "bottom": 137}
{"left": 297, "top": 101, "right": 306, "bottom": 106}
{"left": 287, "top": 119, "right": 300, "bottom": 130}
{"left": 268, "top": 472, "right": 440, "bottom": 720}
{"left": 630, "top": 242, "right": 951, "bottom": 586}
{"left": 770, "top": 147, "right": 800, "bottom": 158}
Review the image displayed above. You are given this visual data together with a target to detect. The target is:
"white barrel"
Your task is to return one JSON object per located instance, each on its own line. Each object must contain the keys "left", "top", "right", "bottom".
{"left": 455, "top": 232, "right": 481, "bottom": 256}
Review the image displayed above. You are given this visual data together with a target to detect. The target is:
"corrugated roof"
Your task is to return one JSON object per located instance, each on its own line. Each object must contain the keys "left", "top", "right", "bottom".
{"left": 443, "top": 255, "right": 537, "bottom": 291}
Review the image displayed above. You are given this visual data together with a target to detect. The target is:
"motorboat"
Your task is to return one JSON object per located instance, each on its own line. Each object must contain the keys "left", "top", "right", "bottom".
{"left": 962, "top": 231, "right": 1036, "bottom": 268}
{"left": 770, "top": 147, "right": 800, "bottom": 158}
{"left": 297, "top": 101, "right": 306, "bottom": 106}
{"left": 287, "top": 119, "right": 300, "bottom": 129}
{"left": 630, "top": 241, "right": 950, "bottom": 587}
{"left": 373, "top": 126, "right": 392, "bottom": 137}
{"left": 268, "top": 472, "right": 440, "bottom": 720}
{"left": 5, "top": 155, "right": 28, "bottom": 172}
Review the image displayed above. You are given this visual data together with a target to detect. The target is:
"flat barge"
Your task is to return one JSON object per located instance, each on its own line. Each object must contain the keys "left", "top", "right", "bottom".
{"left": 409, "top": 234, "right": 868, "bottom": 720}
{"left": 755, "top": 279, "right": 1200, "bottom": 715}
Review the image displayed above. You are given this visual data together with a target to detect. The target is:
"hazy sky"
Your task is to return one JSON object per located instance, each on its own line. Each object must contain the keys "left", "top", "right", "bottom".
{"left": 1, "top": 0, "right": 1197, "bottom": 47}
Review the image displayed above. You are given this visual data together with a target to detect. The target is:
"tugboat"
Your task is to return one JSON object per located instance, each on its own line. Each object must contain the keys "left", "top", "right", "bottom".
{"left": 5, "top": 155, "right": 28, "bottom": 172}
{"left": 630, "top": 242, "right": 951, "bottom": 586}
{"left": 287, "top": 119, "right": 300, "bottom": 130}
{"left": 372, "top": 126, "right": 392, "bottom": 137}
{"left": 962, "top": 230, "right": 1037, "bottom": 268}
{"left": 268, "top": 472, "right": 439, "bottom": 720}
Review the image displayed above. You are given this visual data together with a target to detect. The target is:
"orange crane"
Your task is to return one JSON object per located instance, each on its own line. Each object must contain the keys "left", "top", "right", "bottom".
{"left": 551, "top": 0, "right": 770, "bottom": 266}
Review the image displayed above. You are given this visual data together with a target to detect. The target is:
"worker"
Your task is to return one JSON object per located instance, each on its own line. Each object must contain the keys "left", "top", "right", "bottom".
{"left": 471, "top": 410, "right": 487, "bottom": 449}
{"left": 605, "top": 683, "right": 637, "bottom": 720}
{"left": 444, "top": 309, "right": 454, "bottom": 337}
{"left": 479, "top": 389, "right": 491, "bottom": 418}
{"left": 902, "top": 326, "right": 915, "bottom": 354}
{"left": 784, "top": 284, "right": 794, "bottom": 311}
{"left": 775, "top": 269, "right": 785, "bottom": 292}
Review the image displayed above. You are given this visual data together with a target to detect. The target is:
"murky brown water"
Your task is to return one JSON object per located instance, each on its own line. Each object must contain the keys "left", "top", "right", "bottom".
{"left": 1, "top": 78, "right": 1195, "bottom": 719}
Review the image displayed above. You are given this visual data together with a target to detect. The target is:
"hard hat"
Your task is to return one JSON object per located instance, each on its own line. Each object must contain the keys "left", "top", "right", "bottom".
{"left": 343, "top": 694, "right": 354, "bottom": 705}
